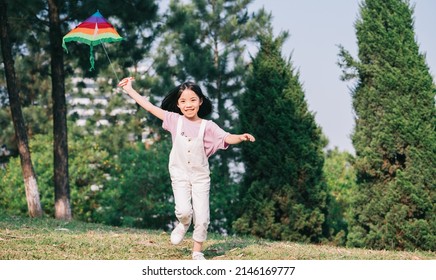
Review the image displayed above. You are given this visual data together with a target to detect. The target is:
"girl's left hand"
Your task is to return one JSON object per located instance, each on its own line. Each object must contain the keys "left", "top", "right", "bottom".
{"left": 240, "top": 133, "right": 256, "bottom": 142}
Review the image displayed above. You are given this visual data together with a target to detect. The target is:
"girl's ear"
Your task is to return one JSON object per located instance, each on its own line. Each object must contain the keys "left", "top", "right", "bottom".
{"left": 176, "top": 97, "right": 181, "bottom": 109}
{"left": 199, "top": 98, "right": 203, "bottom": 105}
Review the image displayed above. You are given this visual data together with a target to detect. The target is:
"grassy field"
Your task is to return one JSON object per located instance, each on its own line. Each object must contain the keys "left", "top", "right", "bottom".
{"left": 0, "top": 214, "right": 435, "bottom": 260}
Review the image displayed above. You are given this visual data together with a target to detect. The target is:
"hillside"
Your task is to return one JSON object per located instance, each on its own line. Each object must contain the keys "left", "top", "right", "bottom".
{"left": 0, "top": 215, "right": 434, "bottom": 260}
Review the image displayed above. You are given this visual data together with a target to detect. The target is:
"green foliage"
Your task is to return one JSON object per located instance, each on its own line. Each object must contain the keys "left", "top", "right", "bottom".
{"left": 0, "top": 108, "right": 15, "bottom": 151}
{"left": 234, "top": 32, "right": 328, "bottom": 243}
{"left": 0, "top": 156, "right": 28, "bottom": 215}
{"left": 0, "top": 132, "right": 111, "bottom": 219}
{"left": 93, "top": 137, "right": 174, "bottom": 230}
{"left": 323, "top": 148, "right": 357, "bottom": 246}
{"left": 154, "top": 0, "right": 272, "bottom": 96}
{"left": 0, "top": 129, "right": 176, "bottom": 230}
{"left": 338, "top": 0, "right": 436, "bottom": 251}
{"left": 209, "top": 165, "right": 240, "bottom": 234}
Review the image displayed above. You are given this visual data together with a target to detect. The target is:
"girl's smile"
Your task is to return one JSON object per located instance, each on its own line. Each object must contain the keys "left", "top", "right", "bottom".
{"left": 177, "top": 89, "right": 203, "bottom": 121}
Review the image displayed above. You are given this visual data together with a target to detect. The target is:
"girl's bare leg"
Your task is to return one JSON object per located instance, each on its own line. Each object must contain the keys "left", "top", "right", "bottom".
{"left": 193, "top": 241, "right": 202, "bottom": 252}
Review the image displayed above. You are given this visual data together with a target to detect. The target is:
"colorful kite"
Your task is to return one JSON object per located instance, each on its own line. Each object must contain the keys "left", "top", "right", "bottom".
{"left": 62, "top": 10, "right": 123, "bottom": 71}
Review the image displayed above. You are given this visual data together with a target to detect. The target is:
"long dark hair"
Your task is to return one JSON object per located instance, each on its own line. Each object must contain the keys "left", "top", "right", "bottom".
{"left": 161, "top": 82, "right": 212, "bottom": 118}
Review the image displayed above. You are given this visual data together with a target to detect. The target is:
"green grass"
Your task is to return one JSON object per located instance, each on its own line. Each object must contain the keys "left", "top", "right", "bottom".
{"left": 0, "top": 215, "right": 434, "bottom": 260}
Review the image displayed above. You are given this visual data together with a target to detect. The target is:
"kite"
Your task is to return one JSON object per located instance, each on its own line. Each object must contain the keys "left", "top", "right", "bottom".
{"left": 62, "top": 10, "right": 123, "bottom": 76}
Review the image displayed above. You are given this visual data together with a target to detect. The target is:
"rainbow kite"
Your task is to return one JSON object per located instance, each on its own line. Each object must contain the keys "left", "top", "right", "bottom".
{"left": 62, "top": 10, "right": 123, "bottom": 70}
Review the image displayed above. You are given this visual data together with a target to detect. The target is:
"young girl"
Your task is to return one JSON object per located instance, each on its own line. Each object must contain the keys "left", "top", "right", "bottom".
{"left": 117, "top": 77, "right": 255, "bottom": 260}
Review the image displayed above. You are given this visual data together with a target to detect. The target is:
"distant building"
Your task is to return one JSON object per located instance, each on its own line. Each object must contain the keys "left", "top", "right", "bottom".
{"left": 0, "top": 144, "right": 11, "bottom": 169}
{"left": 67, "top": 77, "right": 157, "bottom": 147}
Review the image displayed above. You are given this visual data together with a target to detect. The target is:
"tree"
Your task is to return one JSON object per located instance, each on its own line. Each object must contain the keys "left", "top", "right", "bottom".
{"left": 48, "top": 0, "right": 71, "bottom": 220}
{"left": 0, "top": 0, "right": 53, "bottom": 154}
{"left": 338, "top": 0, "right": 435, "bottom": 251}
{"left": 0, "top": 0, "right": 43, "bottom": 217}
{"left": 234, "top": 32, "right": 328, "bottom": 242}
{"left": 323, "top": 148, "right": 357, "bottom": 245}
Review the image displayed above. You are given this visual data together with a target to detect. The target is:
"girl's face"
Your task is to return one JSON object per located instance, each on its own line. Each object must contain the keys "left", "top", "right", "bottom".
{"left": 177, "top": 89, "right": 203, "bottom": 121}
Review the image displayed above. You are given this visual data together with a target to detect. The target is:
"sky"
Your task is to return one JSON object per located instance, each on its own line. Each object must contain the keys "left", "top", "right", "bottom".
{"left": 248, "top": 0, "right": 436, "bottom": 153}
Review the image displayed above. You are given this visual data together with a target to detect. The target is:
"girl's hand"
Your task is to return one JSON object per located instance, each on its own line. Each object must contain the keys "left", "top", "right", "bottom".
{"left": 225, "top": 133, "right": 255, "bottom": 145}
{"left": 240, "top": 133, "right": 256, "bottom": 142}
{"left": 118, "top": 77, "right": 134, "bottom": 91}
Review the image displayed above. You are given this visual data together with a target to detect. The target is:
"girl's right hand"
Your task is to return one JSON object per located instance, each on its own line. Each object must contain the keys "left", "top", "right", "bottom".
{"left": 118, "top": 77, "right": 134, "bottom": 90}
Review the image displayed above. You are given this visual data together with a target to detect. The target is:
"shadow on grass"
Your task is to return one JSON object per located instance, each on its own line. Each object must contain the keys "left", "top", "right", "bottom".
{"left": 205, "top": 235, "right": 266, "bottom": 259}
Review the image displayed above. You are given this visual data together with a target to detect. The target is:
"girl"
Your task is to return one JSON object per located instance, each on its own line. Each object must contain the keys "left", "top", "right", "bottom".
{"left": 117, "top": 77, "right": 255, "bottom": 260}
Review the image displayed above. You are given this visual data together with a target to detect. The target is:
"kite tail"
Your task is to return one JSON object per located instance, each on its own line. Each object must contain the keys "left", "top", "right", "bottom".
{"left": 89, "top": 45, "right": 95, "bottom": 71}
{"left": 62, "top": 39, "right": 69, "bottom": 54}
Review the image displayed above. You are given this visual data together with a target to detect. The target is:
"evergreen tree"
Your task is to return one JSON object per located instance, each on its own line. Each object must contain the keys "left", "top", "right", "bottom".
{"left": 338, "top": 0, "right": 435, "bottom": 251}
{"left": 0, "top": 0, "right": 43, "bottom": 218}
{"left": 234, "top": 32, "right": 328, "bottom": 242}
{"left": 323, "top": 148, "right": 357, "bottom": 245}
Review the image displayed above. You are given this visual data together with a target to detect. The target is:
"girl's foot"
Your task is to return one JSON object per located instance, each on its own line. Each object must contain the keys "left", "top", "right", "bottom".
{"left": 192, "top": 251, "right": 206, "bottom": 260}
{"left": 170, "top": 223, "right": 189, "bottom": 245}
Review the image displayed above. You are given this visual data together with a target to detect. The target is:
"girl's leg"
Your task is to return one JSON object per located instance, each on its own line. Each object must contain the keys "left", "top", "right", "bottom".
{"left": 192, "top": 241, "right": 206, "bottom": 260}
{"left": 171, "top": 181, "right": 192, "bottom": 245}
{"left": 193, "top": 241, "right": 203, "bottom": 252}
{"left": 172, "top": 181, "right": 193, "bottom": 226}
{"left": 191, "top": 181, "right": 210, "bottom": 246}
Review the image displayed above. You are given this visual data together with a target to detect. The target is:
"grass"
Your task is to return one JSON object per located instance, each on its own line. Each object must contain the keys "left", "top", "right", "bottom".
{"left": 0, "top": 214, "right": 435, "bottom": 260}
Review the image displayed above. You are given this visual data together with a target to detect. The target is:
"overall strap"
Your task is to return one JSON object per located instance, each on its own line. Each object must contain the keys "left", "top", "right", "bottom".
{"left": 198, "top": 120, "right": 207, "bottom": 139}
{"left": 176, "top": 116, "right": 183, "bottom": 135}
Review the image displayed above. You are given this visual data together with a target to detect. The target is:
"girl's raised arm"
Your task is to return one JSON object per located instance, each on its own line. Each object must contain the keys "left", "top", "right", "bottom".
{"left": 118, "top": 77, "right": 165, "bottom": 121}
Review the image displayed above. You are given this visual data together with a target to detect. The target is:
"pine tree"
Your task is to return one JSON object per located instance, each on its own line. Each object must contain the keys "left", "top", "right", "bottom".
{"left": 338, "top": 0, "right": 435, "bottom": 251}
{"left": 234, "top": 32, "right": 328, "bottom": 242}
{"left": 0, "top": 0, "right": 43, "bottom": 218}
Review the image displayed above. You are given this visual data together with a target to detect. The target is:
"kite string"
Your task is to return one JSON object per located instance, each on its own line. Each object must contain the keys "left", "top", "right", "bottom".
{"left": 101, "top": 42, "right": 120, "bottom": 82}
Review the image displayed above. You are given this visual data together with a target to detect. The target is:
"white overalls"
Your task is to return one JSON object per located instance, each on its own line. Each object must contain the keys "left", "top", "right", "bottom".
{"left": 169, "top": 117, "right": 210, "bottom": 242}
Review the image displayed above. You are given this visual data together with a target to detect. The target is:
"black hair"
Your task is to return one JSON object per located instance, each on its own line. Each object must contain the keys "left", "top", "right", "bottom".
{"left": 161, "top": 81, "right": 212, "bottom": 118}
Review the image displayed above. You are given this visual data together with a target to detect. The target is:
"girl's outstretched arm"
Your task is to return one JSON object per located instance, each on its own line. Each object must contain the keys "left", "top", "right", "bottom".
{"left": 118, "top": 77, "right": 165, "bottom": 120}
{"left": 225, "top": 133, "right": 256, "bottom": 145}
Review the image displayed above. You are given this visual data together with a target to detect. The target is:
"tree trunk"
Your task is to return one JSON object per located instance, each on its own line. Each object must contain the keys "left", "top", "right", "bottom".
{"left": 0, "top": 0, "right": 43, "bottom": 217}
{"left": 47, "top": 0, "right": 71, "bottom": 220}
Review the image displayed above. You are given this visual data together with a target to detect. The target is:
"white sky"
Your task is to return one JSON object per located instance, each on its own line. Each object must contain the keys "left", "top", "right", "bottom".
{"left": 248, "top": 0, "right": 436, "bottom": 153}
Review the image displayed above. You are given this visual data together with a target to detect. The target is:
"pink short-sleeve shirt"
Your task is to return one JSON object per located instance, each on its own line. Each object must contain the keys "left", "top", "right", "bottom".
{"left": 162, "top": 111, "right": 229, "bottom": 158}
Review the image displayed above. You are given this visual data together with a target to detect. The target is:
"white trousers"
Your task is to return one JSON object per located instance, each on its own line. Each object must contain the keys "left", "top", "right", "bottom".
{"left": 172, "top": 178, "right": 210, "bottom": 242}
